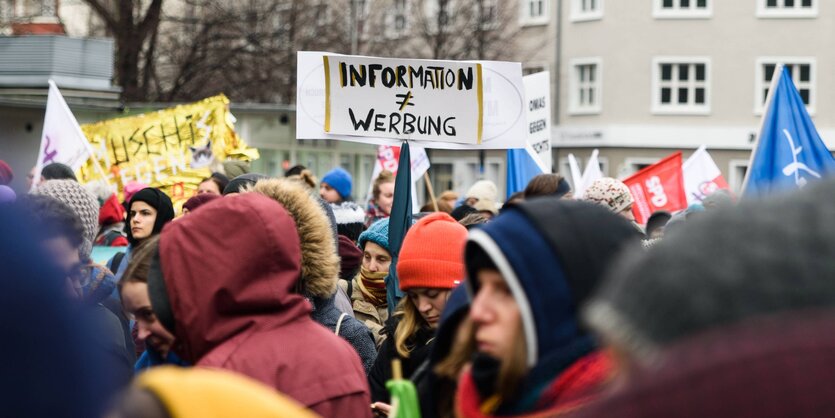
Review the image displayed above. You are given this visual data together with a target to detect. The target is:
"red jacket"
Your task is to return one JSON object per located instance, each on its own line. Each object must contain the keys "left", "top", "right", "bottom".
{"left": 159, "top": 193, "right": 371, "bottom": 417}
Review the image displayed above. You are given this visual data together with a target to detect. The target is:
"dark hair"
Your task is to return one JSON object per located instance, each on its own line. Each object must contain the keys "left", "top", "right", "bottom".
{"left": 523, "top": 174, "right": 571, "bottom": 199}
{"left": 450, "top": 204, "right": 477, "bottom": 221}
{"left": 41, "top": 163, "right": 77, "bottom": 182}
{"left": 118, "top": 236, "right": 159, "bottom": 293}
{"left": 200, "top": 172, "right": 229, "bottom": 193}
{"left": 284, "top": 165, "right": 306, "bottom": 177}
{"left": 21, "top": 195, "right": 84, "bottom": 248}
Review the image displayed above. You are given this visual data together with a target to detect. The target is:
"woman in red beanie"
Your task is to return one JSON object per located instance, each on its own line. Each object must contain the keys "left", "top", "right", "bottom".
{"left": 368, "top": 212, "right": 468, "bottom": 409}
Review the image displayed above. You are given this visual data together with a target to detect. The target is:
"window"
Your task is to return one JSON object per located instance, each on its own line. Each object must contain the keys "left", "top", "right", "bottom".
{"left": 569, "top": 58, "right": 602, "bottom": 114}
{"left": 729, "top": 160, "right": 749, "bottom": 194}
{"left": 757, "top": 0, "right": 816, "bottom": 18}
{"left": 654, "top": 0, "right": 711, "bottom": 18}
{"left": 652, "top": 58, "right": 710, "bottom": 114}
{"left": 424, "top": 0, "right": 453, "bottom": 33}
{"left": 755, "top": 58, "right": 815, "bottom": 114}
{"left": 520, "top": 0, "right": 549, "bottom": 26}
{"left": 571, "top": 0, "right": 603, "bottom": 22}
{"left": 386, "top": 0, "right": 409, "bottom": 38}
{"left": 479, "top": 0, "right": 499, "bottom": 29}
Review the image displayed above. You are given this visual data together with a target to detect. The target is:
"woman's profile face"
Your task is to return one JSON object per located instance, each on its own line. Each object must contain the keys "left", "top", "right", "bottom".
{"left": 469, "top": 269, "right": 521, "bottom": 361}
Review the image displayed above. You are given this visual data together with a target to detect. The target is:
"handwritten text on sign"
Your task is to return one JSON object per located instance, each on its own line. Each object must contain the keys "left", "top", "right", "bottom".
{"left": 324, "top": 55, "right": 483, "bottom": 144}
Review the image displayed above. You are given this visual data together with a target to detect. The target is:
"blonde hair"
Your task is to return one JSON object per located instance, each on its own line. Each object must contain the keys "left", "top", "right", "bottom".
{"left": 435, "top": 314, "right": 529, "bottom": 405}
{"left": 393, "top": 296, "right": 426, "bottom": 358}
{"left": 372, "top": 170, "right": 395, "bottom": 201}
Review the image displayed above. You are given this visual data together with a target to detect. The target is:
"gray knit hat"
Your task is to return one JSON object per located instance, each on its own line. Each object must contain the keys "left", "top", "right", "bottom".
{"left": 33, "top": 179, "right": 99, "bottom": 259}
{"left": 585, "top": 178, "right": 835, "bottom": 365}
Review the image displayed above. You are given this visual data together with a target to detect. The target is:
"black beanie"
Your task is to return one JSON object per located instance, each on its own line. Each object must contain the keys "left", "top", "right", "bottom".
{"left": 126, "top": 188, "right": 175, "bottom": 246}
{"left": 222, "top": 173, "right": 268, "bottom": 195}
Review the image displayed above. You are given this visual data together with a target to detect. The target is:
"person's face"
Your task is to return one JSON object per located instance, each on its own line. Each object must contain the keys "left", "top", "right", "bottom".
{"left": 130, "top": 201, "right": 158, "bottom": 241}
{"left": 120, "top": 281, "right": 176, "bottom": 357}
{"left": 441, "top": 196, "right": 457, "bottom": 208}
{"left": 362, "top": 242, "right": 391, "bottom": 274}
{"left": 649, "top": 226, "right": 665, "bottom": 239}
{"left": 376, "top": 182, "right": 395, "bottom": 215}
{"left": 470, "top": 268, "right": 521, "bottom": 362}
{"left": 619, "top": 204, "right": 636, "bottom": 222}
{"left": 465, "top": 197, "right": 479, "bottom": 207}
{"left": 41, "top": 236, "right": 84, "bottom": 299}
{"left": 407, "top": 288, "right": 451, "bottom": 329}
{"left": 197, "top": 180, "right": 220, "bottom": 195}
{"left": 320, "top": 183, "right": 342, "bottom": 203}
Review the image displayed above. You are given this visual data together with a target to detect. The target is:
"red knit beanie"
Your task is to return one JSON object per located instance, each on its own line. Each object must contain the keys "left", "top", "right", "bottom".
{"left": 397, "top": 212, "right": 467, "bottom": 291}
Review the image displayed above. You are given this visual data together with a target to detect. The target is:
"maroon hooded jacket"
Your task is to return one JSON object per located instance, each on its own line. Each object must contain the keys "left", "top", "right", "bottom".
{"left": 157, "top": 193, "right": 371, "bottom": 417}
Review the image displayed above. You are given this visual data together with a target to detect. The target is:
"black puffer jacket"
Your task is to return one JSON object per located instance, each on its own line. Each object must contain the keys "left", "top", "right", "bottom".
{"left": 369, "top": 316, "right": 435, "bottom": 403}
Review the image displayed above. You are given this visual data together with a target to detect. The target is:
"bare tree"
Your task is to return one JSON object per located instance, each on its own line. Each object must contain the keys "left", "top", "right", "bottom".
{"left": 83, "top": 0, "right": 164, "bottom": 101}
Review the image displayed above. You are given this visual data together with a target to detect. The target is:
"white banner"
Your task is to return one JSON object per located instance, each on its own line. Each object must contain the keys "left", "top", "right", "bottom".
{"left": 683, "top": 145, "right": 730, "bottom": 204}
{"left": 33, "top": 80, "right": 99, "bottom": 187}
{"left": 297, "top": 51, "right": 527, "bottom": 150}
{"left": 523, "top": 71, "right": 552, "bottom": 173}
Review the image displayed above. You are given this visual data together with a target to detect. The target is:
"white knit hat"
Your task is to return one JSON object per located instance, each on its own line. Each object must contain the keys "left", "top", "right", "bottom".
{"left": 33, "top": 179, "right": 99, "bottom": 259}
{"left": 466, "top": 180, "right": 498, "bottom": 202}
{"left": 583, "top": 177, "right": 634, "bottom": 214}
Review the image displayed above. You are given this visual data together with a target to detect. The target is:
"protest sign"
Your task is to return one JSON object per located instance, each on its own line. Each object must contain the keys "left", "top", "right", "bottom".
{"left": 523, "top": 71, "right": 552, "bottom": 172}
{"left": 77, "top": 95, "right": 258, "bottom": 206}
{"left": 297, "top": 51, "right": 526, "bottom": 150}
{"left": 623, "top": 152, "right": 687, "bottom": 225}
{"left": 324, "top": 54, "right": 482, "bottom": 144}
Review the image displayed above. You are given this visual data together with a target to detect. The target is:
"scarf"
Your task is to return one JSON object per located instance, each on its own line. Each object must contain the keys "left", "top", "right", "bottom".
{"left": 358, "top": 267, "right": 388, "bottom": 307}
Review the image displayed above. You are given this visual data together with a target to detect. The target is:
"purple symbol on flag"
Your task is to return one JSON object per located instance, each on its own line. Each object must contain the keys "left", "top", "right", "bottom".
{"left": 42, "top": 135, "right": 58, "bottom": 164}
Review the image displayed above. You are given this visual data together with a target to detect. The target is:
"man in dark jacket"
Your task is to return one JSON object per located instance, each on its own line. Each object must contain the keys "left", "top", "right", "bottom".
{"left": 149, "top": 193, "right": 372, "bottom": 417}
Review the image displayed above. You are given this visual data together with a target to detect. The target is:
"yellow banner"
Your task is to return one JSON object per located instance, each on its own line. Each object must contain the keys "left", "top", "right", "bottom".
{"left": 78, "top": 94, "right": 258, "bottom": 208}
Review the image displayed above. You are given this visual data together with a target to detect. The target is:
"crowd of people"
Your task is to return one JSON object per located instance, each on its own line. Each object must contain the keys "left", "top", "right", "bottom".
{"left": 1, "top": 157, "right": 833, "bottom": 418}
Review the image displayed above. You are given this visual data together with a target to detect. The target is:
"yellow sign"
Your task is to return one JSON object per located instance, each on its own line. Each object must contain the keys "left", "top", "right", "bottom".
{"left": 78, "top": 95, "right": 258, "bottom": 207}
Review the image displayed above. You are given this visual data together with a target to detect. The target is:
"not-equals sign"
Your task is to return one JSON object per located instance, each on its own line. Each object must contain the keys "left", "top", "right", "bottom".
{"left": 395, "top": 91, "right": 415, "bottom": 111}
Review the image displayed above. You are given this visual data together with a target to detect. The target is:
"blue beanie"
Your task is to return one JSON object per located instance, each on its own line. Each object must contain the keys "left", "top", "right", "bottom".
{"left": 322, "top": 167, "right": 352, "bottom": 200}
{"left": 358, "top": 217, "right": 390, "bottom": 254}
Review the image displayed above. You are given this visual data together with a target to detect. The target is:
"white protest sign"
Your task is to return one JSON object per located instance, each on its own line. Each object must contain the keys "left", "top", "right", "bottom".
{"left": 297, "top": 51, "right": 527, "bottom": 150}
{"left": 325, "top": 55, "right": 482, "bottom": 144}
{"left": 523, "top": 71, "right": 552, "bottom": 173}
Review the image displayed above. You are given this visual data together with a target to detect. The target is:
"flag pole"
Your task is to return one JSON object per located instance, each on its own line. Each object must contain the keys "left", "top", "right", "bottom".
{"left": 741, "top": 64, "right": 783, "bottom": 195}
{"left": 423, "top": 172, "right": 439, "bottom": 211}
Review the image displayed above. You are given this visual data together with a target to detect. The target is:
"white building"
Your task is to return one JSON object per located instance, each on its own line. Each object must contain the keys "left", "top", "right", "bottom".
{"left": 554, "top": 0, "right": 834, "bottom": 193}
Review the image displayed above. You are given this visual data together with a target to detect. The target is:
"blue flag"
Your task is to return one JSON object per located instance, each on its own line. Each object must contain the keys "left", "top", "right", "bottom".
{"left": 744, "top": 66, "right": 835, "bottom": 197}
{"left": 385, "top": 142, "right": 412, "bottom": 315}
{"left": 506, "top": 148, "right": 545, "bottom": 199}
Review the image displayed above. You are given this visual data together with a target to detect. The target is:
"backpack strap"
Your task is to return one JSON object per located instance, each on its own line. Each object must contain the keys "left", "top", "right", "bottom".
{"left": 335, "top": 312, "right": 348, "bottom": 336}
{"left": 110, "top": 252, "right": 126, "bottom": 275}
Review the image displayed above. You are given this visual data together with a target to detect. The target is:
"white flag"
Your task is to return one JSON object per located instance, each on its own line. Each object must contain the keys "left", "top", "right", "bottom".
{"left": 570, "top": 149, "right": 603, "bottom": 199}
{"left": 683, "top": 145, "right": 729, "bottom": 205}
{"left": 32, "top": 80, "right": 98, "bottom": 188}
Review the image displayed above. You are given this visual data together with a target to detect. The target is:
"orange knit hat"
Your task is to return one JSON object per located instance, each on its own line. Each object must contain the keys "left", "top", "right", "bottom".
{"left": 397, "top": 212, "right": 468, "bottom": 291}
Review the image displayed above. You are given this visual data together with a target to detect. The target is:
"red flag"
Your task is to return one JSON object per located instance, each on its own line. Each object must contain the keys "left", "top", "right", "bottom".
{"left": 623, "top": 152, "right": 687, "bottom": 225}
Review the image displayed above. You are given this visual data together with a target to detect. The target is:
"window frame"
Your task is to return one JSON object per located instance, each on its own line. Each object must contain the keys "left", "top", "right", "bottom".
{"left": 754, "top": 57, "right": 816, "bottom": 115}
{"left": 756, "top": 0, "right": 817, "bottom": 18}
{"left": 568, "top": 57, "right": 603, "bottom": 115}
{"left": 570, "top": 0, "right": 604, "bottom": 22}
{"left": 385, "top": 0, "right": 410, "bottom": 39}
{"left": 651, "top": 56, "right": 711, "bottom": 115}
{"left": 653, "top": 0, "right": 712, "bottom": 19}
{"left": 520, "top": 0, "right": 549, "bottom": 26}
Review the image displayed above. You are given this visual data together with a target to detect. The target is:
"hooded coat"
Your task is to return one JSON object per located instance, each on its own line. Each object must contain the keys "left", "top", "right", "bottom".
{"left": 151, "top": 194, "right": 371, "bottom": 417}
{"left": 457, "top": 199, "right": 640, "bottom": 417}
{"left": 251, "top": 179, "right": 377, "bottom": 373}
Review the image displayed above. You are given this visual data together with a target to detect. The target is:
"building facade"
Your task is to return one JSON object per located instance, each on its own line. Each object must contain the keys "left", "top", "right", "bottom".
{"left": 554, "top": 0, "right": 835, "bottom": 193}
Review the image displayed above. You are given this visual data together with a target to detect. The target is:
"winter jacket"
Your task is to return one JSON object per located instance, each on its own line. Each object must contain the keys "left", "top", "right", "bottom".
{"left": 457, "top": 199, "right": 639, "bottom": 417}
{"left": 152, "top": 193, "right": 371, "bottom": 418}
{"left": 84, "top": 261, "right": 136, "bottom": 364}
{"left": 369, "top": 316, "right": 435, "bottom": 403}
{"left": 311, "top": 295, "right": 377, "bottom": 374}
{"left": 351, "top": 274, "right": 389, "bottom": 347}
{"left": 135, "top": 346, "right": 188, "bottom": 372}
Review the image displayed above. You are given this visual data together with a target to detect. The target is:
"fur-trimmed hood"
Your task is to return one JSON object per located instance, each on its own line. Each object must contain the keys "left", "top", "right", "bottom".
{"left": 250, "top": 178, "right": 339, "bottom": 298}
